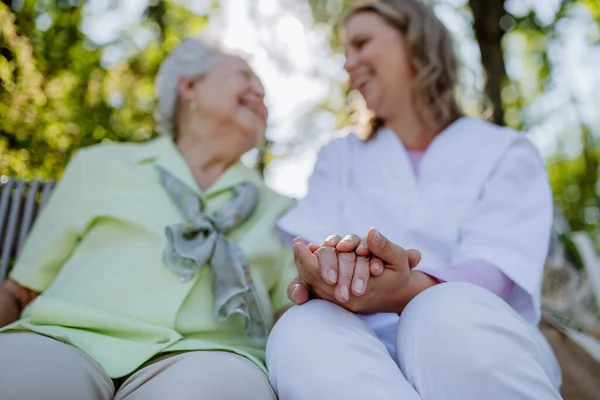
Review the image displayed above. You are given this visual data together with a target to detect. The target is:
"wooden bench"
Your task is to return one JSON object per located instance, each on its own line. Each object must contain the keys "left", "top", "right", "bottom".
{"left": 0, "top": 178, "right": 55, "bottom": 281}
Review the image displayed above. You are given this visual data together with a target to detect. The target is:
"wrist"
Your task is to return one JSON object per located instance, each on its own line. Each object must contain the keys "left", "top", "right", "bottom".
{"left": 393, "top": 271, "right": 439, "bottom": 314}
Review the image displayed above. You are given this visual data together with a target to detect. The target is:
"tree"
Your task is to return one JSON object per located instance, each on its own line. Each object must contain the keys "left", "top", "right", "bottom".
{"left": 467, "top": 0, "right": 506, "bottom": 126}
{"left": 0, "top": 1, "right": 212, "bottom": 179}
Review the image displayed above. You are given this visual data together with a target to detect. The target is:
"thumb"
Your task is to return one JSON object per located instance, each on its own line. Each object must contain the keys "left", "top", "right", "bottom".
{"left": 366, "top": 228, "right": 406, "bottom": 267}
{"left": 407, "top": 249, "right": 421, "bottom": 269}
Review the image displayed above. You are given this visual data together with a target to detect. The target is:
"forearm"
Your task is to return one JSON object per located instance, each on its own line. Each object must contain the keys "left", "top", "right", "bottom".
{"left": 392, "top": 271, "right": 439, "bottom": 315}
{"left": 0, "top": 286, "right": 21, "bottom": 328}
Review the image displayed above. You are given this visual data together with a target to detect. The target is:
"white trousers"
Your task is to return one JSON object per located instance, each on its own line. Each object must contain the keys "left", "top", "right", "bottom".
{"left": 267, "top": 282, "right": 563, "bottom": 400}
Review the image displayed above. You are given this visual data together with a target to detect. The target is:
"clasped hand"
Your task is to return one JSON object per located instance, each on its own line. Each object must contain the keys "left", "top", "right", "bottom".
{"left": 288, "top": 228, "right": 423, "bottom": 314}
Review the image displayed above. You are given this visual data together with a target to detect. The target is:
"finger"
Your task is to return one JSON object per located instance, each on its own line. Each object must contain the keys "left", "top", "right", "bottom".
{"left": 365, "top": 228, "right": 406, "bottom": 266}
{"left": 335, "top": 252, "right": 356, "bottom": 303}
{"left": 308, "top": 243, "right": 320, "bottom": 253}
{"left": 336, "top": 234, "right": 361, "bottom": 253}
{"left": 287, "top": 278, "right": 310, "bottom": 305}
{"left": 293, "top": 242, "right": 320, "bottom": 285}
{"left": 369, "top": 257, "right": 384, "bottom": 276}
{"left": 407, "top": 249, "right": 422, "bottom": 269}
{"left": 314, "top": 246, "right": 339, "bottom": 285}
{"left": 351, "top": 256, "right": 370, "bottom": 296}
{"left": 292, "top": 237, "right": 306, "bottom": 246}
{"left": 322, "top": 234, "right": 342, "bottom": 247}
{"left": 308, "top": 281, "right": 337, "bottom": 303}
{"left": 355, "top": 238, "right": 370, "bottom": 257}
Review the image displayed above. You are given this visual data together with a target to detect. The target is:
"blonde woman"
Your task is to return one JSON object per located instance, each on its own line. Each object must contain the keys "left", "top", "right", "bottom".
{"left": 268, "top": 1, "right": 563, "bottom": 399}
{"left": 0, "top": 38, "right": 294, "bottom": 400}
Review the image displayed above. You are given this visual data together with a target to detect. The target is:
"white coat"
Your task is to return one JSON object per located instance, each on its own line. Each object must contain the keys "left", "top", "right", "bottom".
{"left": 277, "top": 116, "right": 553, "bottom": 350}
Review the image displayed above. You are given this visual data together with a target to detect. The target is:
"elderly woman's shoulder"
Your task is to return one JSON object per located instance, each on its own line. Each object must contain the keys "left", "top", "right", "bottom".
{"left": 70, "top": 137, "right": 166, "bottom": 166}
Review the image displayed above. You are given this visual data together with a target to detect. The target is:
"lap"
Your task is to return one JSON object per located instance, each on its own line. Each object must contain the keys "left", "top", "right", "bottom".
{"left": 0, "top": 332, "right": 114, "bottom": 400}
{"left": 116, "top": 351, "right": 276, "bottom": 400}
{"left": 396, "top": 282, "right": 561, "bottom": 388}
{"left": 267, "top": 300, "right": 420, "bottom": 399}
{"left": 0, "top": 332, "right": 274, "bottom": 400}
{"left": 268, "top": 283, "right": 562, "bottom": 400}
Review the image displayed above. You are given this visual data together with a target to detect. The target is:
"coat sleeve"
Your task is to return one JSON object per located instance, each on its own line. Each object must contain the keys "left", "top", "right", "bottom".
{"left": 276, "top": 139, "right": 345, "bottom": 245}
{"left": 9, "top": 150, "right": 92, "bottom": 292}
{"left": 451, "top": 137, "right": 553, "bottom": 324}
{"left": 417, "top": 259, "right": 515, "bottom": 300}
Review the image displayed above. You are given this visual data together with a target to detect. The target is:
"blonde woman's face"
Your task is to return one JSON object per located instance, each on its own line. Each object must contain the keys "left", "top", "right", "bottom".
{"left": 182, "top": 55, "right": 268, "bottom": 149}
{"left": 344, "top": 12, "right": 414, "bottom": 119}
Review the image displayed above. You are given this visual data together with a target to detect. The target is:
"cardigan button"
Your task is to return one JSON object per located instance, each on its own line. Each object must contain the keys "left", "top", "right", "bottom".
{"left": 157, "top": 337, "right": 169, "bottom": 344}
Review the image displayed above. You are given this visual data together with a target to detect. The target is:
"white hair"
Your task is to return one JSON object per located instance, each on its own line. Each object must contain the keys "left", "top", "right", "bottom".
{"left": 154, "top": 36, "right": 224, "bottom": 138}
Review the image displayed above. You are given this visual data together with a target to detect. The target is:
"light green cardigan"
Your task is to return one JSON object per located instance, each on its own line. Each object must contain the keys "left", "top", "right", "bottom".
{"left": 2, "top": 136, "right": 295, "bottom": 378}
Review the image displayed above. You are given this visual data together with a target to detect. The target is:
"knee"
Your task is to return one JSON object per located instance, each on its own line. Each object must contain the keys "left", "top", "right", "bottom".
{"left": 267, "top": 299, "right": 372, "bottom": 372}
{"left": 403, "top": 281, "right": 512, "bottom": 326}
{"left": 268, "top": 300, "right": 355, "bottom": 349}
{"left": 169, "top": 353, "right": 274, "bottom": 399}
{"left": 0, "top": 333, "right": 113, "bottom": 400}
{"left": 397, "top": 282, "right": 529, "bottom": 366}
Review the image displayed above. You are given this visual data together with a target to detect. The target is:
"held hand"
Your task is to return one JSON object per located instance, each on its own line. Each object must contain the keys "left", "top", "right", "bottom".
{"left": 0, "top": 280, "right": 39, "bottom": 327}
{"left": 287, "top": 234, "right": 385, "bottom": 305}
{"left": 335, "top": 228, "right": 423, "bottom": 313}
{"left": 290, "top": 239, "right": 337, "bottom": 304}
{"left": 314, "top": 235, "right": 383, "bottom": 302}
{"left": 288, "top": 229, "right": 430, "bottom": 313}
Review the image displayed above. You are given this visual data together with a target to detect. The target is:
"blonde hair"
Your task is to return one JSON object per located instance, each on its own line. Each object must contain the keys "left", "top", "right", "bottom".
{"left": 154, "top": 37, "right": 224, "bottom": 138}
{"left": 346, "top": 0, "right": 463, "bottom": 138}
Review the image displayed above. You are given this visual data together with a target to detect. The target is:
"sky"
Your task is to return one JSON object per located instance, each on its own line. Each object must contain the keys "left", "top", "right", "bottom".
{"left": 80, "top": 0, "right": 600, "bottom": 199}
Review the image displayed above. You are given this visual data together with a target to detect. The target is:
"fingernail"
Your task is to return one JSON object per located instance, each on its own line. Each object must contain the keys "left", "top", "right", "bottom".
{"left": 291, "top": 286, "right": 302, "bottom": 303}
{"left": 373, "top": 230, "right": 381, "bottom": 244}
{"left": 340, "top": 286, "right": 349, "bottom": 302}
{"left": 373, "top": 262, "right": 382, "bottom": 273}
{"left": 327, "top": 269, "right": 337, "bottom": 284}
{"left": 353, "top": 279, "right": 364, "bottom": 294}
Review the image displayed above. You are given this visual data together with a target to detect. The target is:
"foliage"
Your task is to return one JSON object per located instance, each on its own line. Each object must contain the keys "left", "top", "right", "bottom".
{"left": 0, "top": 0, "right": 212, "bottom": 179}
{"left": 2, "top": 0, "right": 600, "bottom": 240}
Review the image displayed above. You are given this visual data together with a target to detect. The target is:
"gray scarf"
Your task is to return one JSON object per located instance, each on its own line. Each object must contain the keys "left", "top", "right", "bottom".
{"left": 156, "top": 166, "right": 268, "bottom": 344}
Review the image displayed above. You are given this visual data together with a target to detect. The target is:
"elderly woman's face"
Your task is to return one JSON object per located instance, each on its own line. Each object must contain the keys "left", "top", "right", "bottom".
{"left": 186, "top": 55, "right": 268, "bottom": 149}
{"left": 343, "top": 12, "right": 414, "bottom": 120}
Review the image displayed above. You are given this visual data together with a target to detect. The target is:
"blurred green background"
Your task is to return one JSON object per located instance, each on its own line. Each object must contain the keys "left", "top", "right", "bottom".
{"left": 1, "top": 0, "right": 600, "bottom": 241}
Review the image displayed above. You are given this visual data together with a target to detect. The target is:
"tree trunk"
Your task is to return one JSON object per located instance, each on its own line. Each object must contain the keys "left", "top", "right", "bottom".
{"left": 146, "top": 0, "right": 167, "bottom": 42}
{"left": 468, "top": 0, "right": 507, "bottom": 126}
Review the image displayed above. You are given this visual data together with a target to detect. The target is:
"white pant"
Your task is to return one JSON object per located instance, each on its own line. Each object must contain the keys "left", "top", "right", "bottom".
{"left": 267, "top": 282, "right": 563, "bottom": 400}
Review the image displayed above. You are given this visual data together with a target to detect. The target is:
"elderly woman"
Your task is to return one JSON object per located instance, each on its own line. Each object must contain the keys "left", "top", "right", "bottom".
{"left": 0, "top": 37, "right": 293, "bottom": 400}
{"left": 267, "top": 1, "right": 563, "bottom": 399}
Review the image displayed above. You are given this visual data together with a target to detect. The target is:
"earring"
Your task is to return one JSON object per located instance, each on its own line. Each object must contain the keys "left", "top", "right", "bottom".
{"left": 189, "top": 101, "right": 197, "bottom": 111}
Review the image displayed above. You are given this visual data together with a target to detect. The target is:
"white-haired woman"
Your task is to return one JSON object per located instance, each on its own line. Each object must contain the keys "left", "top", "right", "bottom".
{"left": 0, "top": 37, "right": 293, "bottom": 400}
{"left": 268, "top": 0, "right": 563, "bottom": 399}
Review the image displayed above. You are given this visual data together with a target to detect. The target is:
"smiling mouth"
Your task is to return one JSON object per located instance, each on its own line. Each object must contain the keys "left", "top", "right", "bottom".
{"left": 241, "top": 102, "right": 267, "bottom": 124}
{"left": 354, "top": 76, "right": 371, "bottom": 92}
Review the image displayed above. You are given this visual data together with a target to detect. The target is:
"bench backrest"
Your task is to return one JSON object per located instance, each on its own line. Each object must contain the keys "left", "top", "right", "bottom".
{"left": 0, "top": 179, "right": 55, "bottom": 281}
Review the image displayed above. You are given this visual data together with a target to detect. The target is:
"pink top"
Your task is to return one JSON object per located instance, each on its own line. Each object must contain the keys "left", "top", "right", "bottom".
{"left": 406, "top": 150, "right": 514, "bottom": 300}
